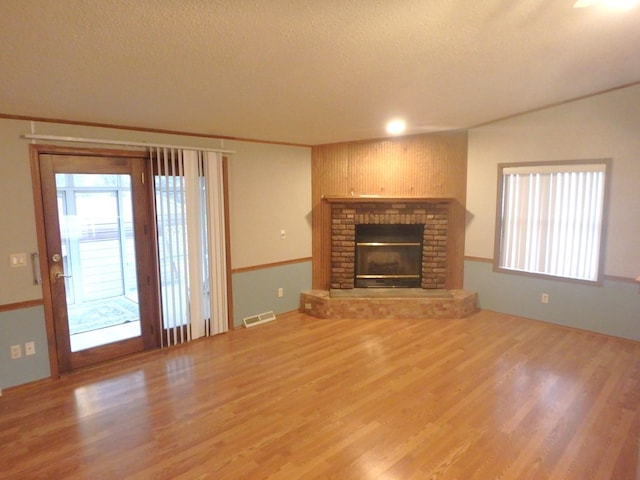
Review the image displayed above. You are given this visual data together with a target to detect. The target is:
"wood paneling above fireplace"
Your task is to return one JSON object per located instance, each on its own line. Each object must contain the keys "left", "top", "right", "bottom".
{"left": 312, "top": 131, "right": 468, "bottom": 290}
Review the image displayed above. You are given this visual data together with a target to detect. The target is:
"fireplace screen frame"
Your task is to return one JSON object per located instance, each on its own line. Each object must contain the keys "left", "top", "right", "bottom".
{"left": 354, "top": 224, "right": 423, "bottom": 288}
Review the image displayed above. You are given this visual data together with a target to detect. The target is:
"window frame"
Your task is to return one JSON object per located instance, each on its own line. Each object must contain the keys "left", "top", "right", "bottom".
{"left": 493, "top": 159, "right": 611, "bottom": 285}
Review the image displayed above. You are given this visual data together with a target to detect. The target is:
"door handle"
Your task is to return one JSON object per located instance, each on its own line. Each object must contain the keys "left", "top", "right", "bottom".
{"left": 55, "top": 272, "right": 72, "bottom": 279}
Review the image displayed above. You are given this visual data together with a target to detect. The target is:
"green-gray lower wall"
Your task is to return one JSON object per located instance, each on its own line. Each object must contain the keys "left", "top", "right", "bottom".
{"left": 0, "top": 261, "right": 312, "bottom": 390}
{"left": 231, "top": 260, "right": 312, "bottom": 327}
{"left": 0, "top": 306, "right": 51, "bottom": 390}
{"left": 464, "top": 259, "right": 640, "bottom": 341}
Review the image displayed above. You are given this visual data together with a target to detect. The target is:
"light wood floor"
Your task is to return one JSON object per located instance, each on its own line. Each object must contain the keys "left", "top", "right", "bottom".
{"left": 2, "top": 310, "right": 640, "bottom": 479}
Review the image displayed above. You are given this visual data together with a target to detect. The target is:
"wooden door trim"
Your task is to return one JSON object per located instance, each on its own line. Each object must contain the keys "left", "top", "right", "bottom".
{"left": 69, "top": 336, "right": 144, "bottom": 371}
{"left": 30, "top": 145, "right": 59, "bottom": 379}
{"left": 222, "top": 156, "right": 234, "bottom": 331}
{"left": 31, "top": 144, "right": 150, "bottom": 159}
{"left": 29, "top": 144, "right": 160, "bottom": 377}
{"left": 38, "top": 153, "right": 73, "bottom": 371}
{"left": 140, "top": 158, "right": 162, "bottom": 350}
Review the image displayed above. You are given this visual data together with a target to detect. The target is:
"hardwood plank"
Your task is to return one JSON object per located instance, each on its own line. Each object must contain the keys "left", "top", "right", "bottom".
{"left": 1, "top": 310, "right": 639, "bottom": 479}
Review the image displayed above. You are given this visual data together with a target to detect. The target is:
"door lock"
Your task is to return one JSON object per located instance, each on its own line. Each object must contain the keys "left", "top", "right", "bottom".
{"left": 52, "top": 253, "right": 62, "bottom": 263}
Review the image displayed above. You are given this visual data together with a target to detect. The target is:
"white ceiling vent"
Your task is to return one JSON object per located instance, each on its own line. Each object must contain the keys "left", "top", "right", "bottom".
{"left": 243, "top": 311, "right": 276, "bottom": 328}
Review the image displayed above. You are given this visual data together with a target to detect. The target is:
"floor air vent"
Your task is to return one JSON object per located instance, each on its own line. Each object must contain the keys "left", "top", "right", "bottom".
{"left": 243, "top": 311, "right": 276, "bottom": 328}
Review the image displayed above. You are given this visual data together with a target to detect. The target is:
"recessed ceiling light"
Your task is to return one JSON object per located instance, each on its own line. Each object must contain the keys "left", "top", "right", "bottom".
{"left": 574, "top": 0, "right": 638, "bottom": 9}
{"left": 386, "top": 119, "right": 406, "bottom": 135}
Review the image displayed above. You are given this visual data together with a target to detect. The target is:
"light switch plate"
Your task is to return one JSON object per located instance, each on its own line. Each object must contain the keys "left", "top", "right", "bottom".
{"left": 10, "top": 344, "right": 22, "bottom": 359}
{"left": 9, "top": 253, "right": 27, "bottom": 268}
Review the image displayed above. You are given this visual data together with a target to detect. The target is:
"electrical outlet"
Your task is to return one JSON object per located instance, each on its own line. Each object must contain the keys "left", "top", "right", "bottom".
{"left": 541, "top": 293, "right": 549, "bottom": 304}
{"left": 25, "top": 341, "right": 35, "bottom": 356}
{"left": 278, "top": 287, "right": 284, "bottom": 298}
{"left": 10, "top": 344, "right": 22, "bottom": 359}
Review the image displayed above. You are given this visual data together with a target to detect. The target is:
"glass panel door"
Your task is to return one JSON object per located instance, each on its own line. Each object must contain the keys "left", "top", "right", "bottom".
{"left": 56, "top": 173, "right": 141, "bottom": 352}
{"left": 38, "top": 152, "right": 159, "bottom": 373}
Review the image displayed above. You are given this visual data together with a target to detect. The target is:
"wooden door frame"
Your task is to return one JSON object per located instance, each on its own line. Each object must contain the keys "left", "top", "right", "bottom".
{"left": 222, "top": 156, "right": 234, "bottom": 332}
{"left": 31, "top": 145, "right": 235, "bottom": 378}
{"left": 30, "top": 144, "right": 161, "bottom": 377}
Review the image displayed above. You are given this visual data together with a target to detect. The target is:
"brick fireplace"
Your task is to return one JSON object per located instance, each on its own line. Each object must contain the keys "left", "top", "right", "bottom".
{"left": 300, "top": 197, "right": 477, "bottom": 319}
{"left": 329, "top": 198, "right": 450, "bottom": 289}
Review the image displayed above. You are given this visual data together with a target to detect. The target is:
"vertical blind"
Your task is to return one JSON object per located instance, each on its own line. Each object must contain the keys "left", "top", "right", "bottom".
{"left": 499, "top": 163, "right": 606, "bottom": 282}
{"left": 153, "top": 148, "right": 228, "bottom": 347}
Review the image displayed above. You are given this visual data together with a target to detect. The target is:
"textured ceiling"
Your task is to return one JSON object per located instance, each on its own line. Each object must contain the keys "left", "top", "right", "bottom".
{"left": 1, "top": 0, "right": 640, "bottom": 145}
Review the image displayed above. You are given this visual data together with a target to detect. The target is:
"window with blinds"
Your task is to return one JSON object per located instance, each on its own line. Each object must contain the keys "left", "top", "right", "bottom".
{"left": 495, "top": 160, "right": 610, "bottom": 282}
{"left": 152, "top": 148, "right": 229, "bottom": 347}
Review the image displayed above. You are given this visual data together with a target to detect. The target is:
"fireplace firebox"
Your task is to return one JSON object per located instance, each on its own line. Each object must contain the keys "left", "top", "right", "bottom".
{"left": 355, "top": 224, "right": 423, "bottom": 288}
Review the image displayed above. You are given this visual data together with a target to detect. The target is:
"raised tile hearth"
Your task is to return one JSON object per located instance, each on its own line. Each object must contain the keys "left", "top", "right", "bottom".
{"left": 300, "top": 289, "right": 478, "bottom": 320}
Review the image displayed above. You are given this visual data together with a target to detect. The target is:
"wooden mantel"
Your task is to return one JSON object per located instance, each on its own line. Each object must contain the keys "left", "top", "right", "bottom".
{"left": 322, "top": 195, "right": 454, "bottom": 204}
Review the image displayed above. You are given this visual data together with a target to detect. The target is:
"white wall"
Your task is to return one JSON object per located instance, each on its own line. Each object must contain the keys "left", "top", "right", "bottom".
{"left": 0, "top": 119, "right": 41, "bottom": 305}
{"left": 226, "top": 140, "right": 311, "bottom": 269}
{"left": 466, "top": 84, "right": 640, "bottom": 278}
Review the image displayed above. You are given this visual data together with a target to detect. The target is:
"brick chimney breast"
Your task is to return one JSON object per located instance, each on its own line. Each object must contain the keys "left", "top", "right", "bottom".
{"left": 330, "top": 200, "right": 448, "bottom": 289}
